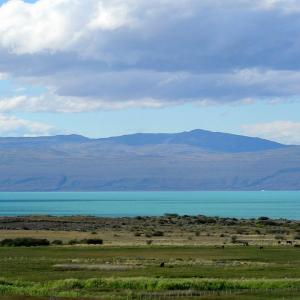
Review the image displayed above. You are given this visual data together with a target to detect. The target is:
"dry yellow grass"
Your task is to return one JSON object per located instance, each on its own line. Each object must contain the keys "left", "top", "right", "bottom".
{"left": 0, "top": 229, "right": 290, "bottom": 246}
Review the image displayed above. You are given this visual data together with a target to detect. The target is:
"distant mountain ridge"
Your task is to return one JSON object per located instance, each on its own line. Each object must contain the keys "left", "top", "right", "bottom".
{"left": 0, "top": 129, "right": 288, "bottom": 153}
{"left": 101, "top": 129, "right": 287, "bottom": 153}
{"left": 0, "top": 129, "right": 299, "bottom": 191}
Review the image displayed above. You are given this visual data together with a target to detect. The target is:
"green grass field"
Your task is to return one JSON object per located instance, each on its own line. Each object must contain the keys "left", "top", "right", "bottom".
{"left": 0, "top": 245, "right": 300, "bottom": 299}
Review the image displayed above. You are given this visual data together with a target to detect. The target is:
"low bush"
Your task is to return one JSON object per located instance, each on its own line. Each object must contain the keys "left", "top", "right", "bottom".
{"left": 68, "top": 239, "right": 80, "bottom": 245}
{"left": 51, "top": 240, "right": 63, "bottom": 245}
{"left": 294, "top": 234, "right": 300, "bottom": 240}
{"left": 258, "top": 220, "right": 278, "bottom": 226}
{"left": 236, "top": 228, "right": 247, "bottom": 234}
{"left": 0, "top": 238, "right": 50, "bottom": 247}
{"left": 84, "top": 239, "right": 103, "bottom": 245}
{"left": 68, "top": 239, "right": 103, "bottom": 245}
{"left": 152, "top": 231, "right": 164, "bottom": 237}
{"left": 231, "top": 236, "right": 237, "bottom": 243}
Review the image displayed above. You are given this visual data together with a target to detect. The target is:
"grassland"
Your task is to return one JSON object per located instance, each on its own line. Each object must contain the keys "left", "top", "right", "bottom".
{"left": 0, "top": 215, "right": 299, "bottom": 299}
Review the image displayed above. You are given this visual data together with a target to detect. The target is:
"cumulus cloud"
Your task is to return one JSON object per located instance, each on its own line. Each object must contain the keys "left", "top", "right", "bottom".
{"left": 0, "top": 0, "right": 133, "bottom": 54}
{"left": 242, "top": 121, "right": 300, "bottom": 145}
{"left": 0, "top": 114, "right": 56, "bottom": 136}
{"left": 0, "top": 94, "right": 170, "bottom": 113}
{"left": 0, "top": 73, "right": 7, "bottom": 80}
{"left": 1, "top": 0, "right": 300, "bottom": 110}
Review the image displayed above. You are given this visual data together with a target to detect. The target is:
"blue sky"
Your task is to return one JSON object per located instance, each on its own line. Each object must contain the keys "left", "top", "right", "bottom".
{"left": 0, "top": 0, "right": 300, "bottom": 144}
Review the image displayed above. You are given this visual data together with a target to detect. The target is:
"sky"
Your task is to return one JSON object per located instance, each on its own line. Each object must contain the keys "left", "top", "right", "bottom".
{"left": 0, "top": 0, "right": 300, "bottom": 144}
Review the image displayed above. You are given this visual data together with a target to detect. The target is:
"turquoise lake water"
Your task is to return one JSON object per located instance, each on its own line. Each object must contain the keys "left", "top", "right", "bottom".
{"left": 0, "top": 191, "right": 299, "bottom": 219}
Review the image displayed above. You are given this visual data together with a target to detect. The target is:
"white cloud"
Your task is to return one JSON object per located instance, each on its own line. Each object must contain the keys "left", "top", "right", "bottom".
{"left": 0, "top": 114, "right": 56, "bottom": 137}
{"left": 258, "top": 0, "right": 300, "bottom": 13}
{"left": 1, "top": 68, "right": 300, "bottom": 112}
{"left": 0, "top": 73, "right": 8, "bottom": 80}
{"left": 0, "top": 0, "right": 299, "bottom": 55}
{"left": 0, "top": 94, "right": 171, "bottom": 113}
{"left": 1, "top": 0, "right": 300, "bottom": 111}
{"left": 242, "top": 121, "right": 300, "bottom": 145}
{"left": 0, "top": 0, "right": 134, "bottom": 54}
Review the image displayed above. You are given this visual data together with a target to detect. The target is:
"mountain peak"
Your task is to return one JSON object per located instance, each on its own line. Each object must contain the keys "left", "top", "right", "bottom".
{"left": 0, "top": 129, "right": 287, "bottom": 153}
{"left": 102, "top": 129, "right": 286, "bottom": 153}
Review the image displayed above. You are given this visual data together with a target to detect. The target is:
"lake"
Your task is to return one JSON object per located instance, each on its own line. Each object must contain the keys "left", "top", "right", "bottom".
{"left": 0, "top": 191, "right": 299, "bottom": 219}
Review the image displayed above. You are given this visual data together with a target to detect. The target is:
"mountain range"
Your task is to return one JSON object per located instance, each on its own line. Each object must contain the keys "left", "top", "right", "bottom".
{"left": 0, "top": 129, "right": 299, "bottom": 191}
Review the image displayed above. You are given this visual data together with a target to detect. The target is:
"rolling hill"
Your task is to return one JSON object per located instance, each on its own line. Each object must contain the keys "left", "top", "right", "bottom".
{"left": 0, "top": 129, "right": 299, "bottom": 191}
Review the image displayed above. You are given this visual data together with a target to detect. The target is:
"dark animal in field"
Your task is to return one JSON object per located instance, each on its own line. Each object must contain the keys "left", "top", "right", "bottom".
{"left": 160, "top": 262, "right": 165, "bottom": 268}
{"left": 294, "top": 244, "right": 300, "bottom": 248}
{"left": 278, "top": 241, "right": 281, "bottom": 244}
{"left": 286, "top": 241, "right": 293, "bottom": 245}
{"left": 259, "top": 246, "right": 264, "bottom": 249}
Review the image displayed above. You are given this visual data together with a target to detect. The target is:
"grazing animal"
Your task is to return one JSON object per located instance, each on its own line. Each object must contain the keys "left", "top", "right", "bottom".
{"left": 259, "top": 246, "right": 264, "bottom": 250}
{"left": 160, "top": 262, "right": 165, "bottom": 268}
{"left": 286, "top": 241, "right": 293, "bottom": 245}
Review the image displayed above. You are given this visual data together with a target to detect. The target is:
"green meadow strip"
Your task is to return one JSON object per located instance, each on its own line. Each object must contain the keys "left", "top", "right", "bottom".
{"left": 0, "top": 277, "right": 300, "bottom": 297}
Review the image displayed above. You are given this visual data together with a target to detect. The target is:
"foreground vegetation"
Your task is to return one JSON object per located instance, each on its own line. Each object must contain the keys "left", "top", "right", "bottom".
{"left": 0, "top": 245, "right": 299, "bottom": 299}
{"left": 0, "top": 215, "right": 299, "bottom": 299}
{"left": 0, "top": 277, "right": 300, "bottom": 299}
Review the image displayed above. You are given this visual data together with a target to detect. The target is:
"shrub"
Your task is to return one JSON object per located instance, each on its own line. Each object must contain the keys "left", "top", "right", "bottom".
{"left": 294, "top": 234, "right": 300, "bottom": 240}
{"left": 84, "top": 239, "right": 103, "bottom": 245}
{"left": 51, "top": 240, "right": 63, "bottom": 245}
{"left": 236, "top": 228, "right": 246, "bottom": 234}
{"left": 258, "top": 220, "right": 278, "bottom": 226}
{"left": 0, "top": 238, "right": 50, "bottom": 247}
{"left": 152, "top": 231, "right": 164, "bottom": 237}
{"left": 231, "top": 236, "right": 237, "bottom": 244}
{"left": 68, "top": 238, "right": 103, "bottom": 245}
{"left": 68, "top": 239, "right": 80, "bottom": 245}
